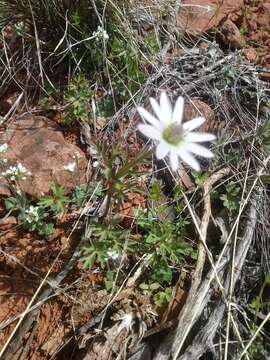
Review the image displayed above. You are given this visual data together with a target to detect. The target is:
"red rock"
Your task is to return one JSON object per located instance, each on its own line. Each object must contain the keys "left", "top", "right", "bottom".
{"left": 0, "top": 115, "right": 88, "bottom": 197}
{"left": 176, "top": 0, "right": 243, "bottom": 36}
{"left": 199, "top": 41, "right": 210, "bottom": 49}
{"left": 220, "top": 19, "right": 246, "bottom": 48}
{"left": 184, "top": 99, "right": 215, "bottom": 132}
{"left": 260, "top": 72, "right": 270, "bottom": 81}
{"left": 262, "top": 3, "right": 270, "bottom": 12}
{"left": 242, "top": 47, "right": 258, "bottom": 63}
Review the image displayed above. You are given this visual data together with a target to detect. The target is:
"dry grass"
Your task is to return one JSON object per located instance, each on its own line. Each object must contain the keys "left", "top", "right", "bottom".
{"left": 0, "top": 1, "right": 270, "bottom": 359}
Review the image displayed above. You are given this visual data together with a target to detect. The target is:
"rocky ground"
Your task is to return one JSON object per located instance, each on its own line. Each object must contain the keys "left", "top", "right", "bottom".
{"left": 0, "top": 1, "right": 270, "bottom": 359}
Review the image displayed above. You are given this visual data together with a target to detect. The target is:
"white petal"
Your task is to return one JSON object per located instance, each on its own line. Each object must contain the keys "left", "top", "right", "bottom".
{"left": 160, "top": 92, "right": 172, "bottom": 124}
{"left": 185, "top": 143, "right": 214, "bottom": 158}
{"left": 137, "top": 124, "right": 161, "bottom": 140}
{"left": 169, "top": 151, "right": 178, "bottom": 171}
{"left": 185, "top": 132, "right": 216, "bottom": 143}
{"left": 156, "top": 141, "right": 170, "bottom": 159}
{"left": 172, "top": 96, "right": 184, "bottom": 124}
{"left": 178, "top": 148, "right": 201, "bottom": 171}
{"left": 183, "top": 117, "right": 205, "bottom": 132}
{"left": 150, "top": 97, "right": 163, "bottom": 123}
{"left": 137, "top": 107, "right": 161, "bottom": 129}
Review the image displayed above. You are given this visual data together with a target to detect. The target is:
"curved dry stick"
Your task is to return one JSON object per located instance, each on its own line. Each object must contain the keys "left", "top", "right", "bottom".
{"left": 152, "top": 167, "right": 230, "bottom": 360}
{"left": 179, "top": 190, "right": 261, "bottom": 360}
{"left": 172, "top": 168, "right": 230, "bottom": 349}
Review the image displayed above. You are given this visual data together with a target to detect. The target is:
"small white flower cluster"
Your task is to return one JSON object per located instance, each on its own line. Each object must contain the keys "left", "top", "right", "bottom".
{"left": 1, "top": 162, "right": 31, "bottom": 181}
{"left": 25, "top": 206, "right": 39, "bottom": 223}
{"left": 93, "top": 26, "right": 109, "bottom": 42}
{"left": 0, "top": 143, "right": 8, "bottom": 153}
{"left": 105, "top": 249, "right": 120, "bottom": 261}
{"left": 64, "top": 162, "right": 76, "bottom": 173}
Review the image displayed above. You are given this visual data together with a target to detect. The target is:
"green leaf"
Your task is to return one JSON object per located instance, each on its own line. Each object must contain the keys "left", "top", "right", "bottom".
{"left": 5, "top": 197, "right": 18, "bottom": 210}
{"left": 150, "top": 180, "right": 161, "bottom": 201}
{"left": 83, "top": 252, "right": 97, "bottom": 269}
{"left": 259, "top": 175, "right": 270, "bottom": 185}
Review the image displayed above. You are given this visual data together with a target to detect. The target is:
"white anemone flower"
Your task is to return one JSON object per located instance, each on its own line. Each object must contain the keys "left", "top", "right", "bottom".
{"left": 137, "top": 92, "right": 216, "bottom": 172}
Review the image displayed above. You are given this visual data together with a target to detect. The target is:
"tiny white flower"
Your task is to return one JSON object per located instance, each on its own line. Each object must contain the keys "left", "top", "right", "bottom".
{"left": 137, "top": 92, "right": 216, "bottom": 172}
{"left": 17, "top": 163, "right": 31, "bottom": 176}
{"left": 93, "top": 26, "right": 109, "bottom": 42}
{"left": 64, "top": 162, "right": 76, "bottom": 173}
{"left": 1, "top": 162, "right": 31, "bottom": 179}
{"left": 0, "top": 143, "right": 8, "bottom": 153}
{"left": 105, "top": 249, "right": 120, "bottom": 261}
{"left": 25, "top": 205, "right": 39, "bottom": 223}
{"left": 93, "top": 160, "right": 99, "bottom": 168}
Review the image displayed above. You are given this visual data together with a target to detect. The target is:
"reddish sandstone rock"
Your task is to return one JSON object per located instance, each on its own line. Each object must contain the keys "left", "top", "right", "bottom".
{"left": 220, "top": 19, "right": 245, "bottom": 48}
{"left": 242, "top": 47, "right": 258, "bottom": 63}
{"left": 0, "top": 115, "right": 88, "bottom": 197}
{"left": 184, "top": 99, "right": 215, "bottom": 132}
{"left": 176, "top": 0, "right": 243, "bottom": 36}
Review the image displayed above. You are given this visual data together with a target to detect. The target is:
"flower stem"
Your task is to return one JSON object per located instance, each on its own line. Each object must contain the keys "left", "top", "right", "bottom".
{"left": 115, "top": 147, "right": 153, "bottom": 180}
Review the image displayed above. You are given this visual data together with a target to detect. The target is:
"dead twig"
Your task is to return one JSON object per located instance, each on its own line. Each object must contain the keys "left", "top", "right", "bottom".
{"left": 152, "top": 167, "right": 230, "bottom": 360}
{"left": 173, "top": 168, "right": 231, "bottom": 348}
{"left": 179, "top": 189, "right": 262, "bottom": 360}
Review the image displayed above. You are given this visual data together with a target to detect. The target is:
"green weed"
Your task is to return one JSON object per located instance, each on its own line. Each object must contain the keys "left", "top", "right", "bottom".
{"left": 257, "top": 121, "right": 270, "bottom": 154}
{"left": 38, "top": 180, "right": 69, "bottom": 216}
{"left": 5, "top": 192, "right": 54, "bottom": 236}
{"left": 64, "top": 74, "right": 92, "bottom": 123}
{"left": 220, "top": 182, "right": 241, "bottom": 212}
{"left": 82, "top": 222, "right": 131, "bottom": 269}
{"left": 137, "top": 208, "right": 196, "bottom": 284}
{"left": 139, "top": 282, "right": 172, "bottom": 306}
{"left": 71, "top": 182, "right": 104, "bottom": 209}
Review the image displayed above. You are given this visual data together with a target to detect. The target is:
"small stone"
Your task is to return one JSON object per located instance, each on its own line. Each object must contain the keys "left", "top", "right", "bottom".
{"left": 0, "top": 115, "right": 89, "bottom": 197}
{"left": 176, "top": 0, "right": 244, "bottom": 36}
{"left": 184, "top": 99, "right": 215, "bottom": 132}
{"left": 220, "top": 19, "right": 246, "bottom": 48}
{"left": 260, "top": 72, "right": 270, "bottom": 81}
{"left": 0, "top": 216, "right": 17, "bottom": 230}
{"left": 242, "top": 47, "right": 258, "bottom": 63}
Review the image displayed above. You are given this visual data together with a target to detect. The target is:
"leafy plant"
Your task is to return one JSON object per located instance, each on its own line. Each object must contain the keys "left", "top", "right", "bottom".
{"left": 257, "top": 121, "right": 270, "bottom": 154}
{"left": 220, "top": 182, "right": 241, "bottom": 212}
{"left": 71, "top": 182, "right": 104, "bottom": 208}
{"left": 240, "top": 26, "right": 248, "bottom": 35}
{"left": 154, "top": 287, "right": 172, "bottom": 306}
{"left": 5, "top": 192, "right": 29, "bottom": 212}
{"left": 137, "top": 207, "right": 196, "bottom": 285}
{"left": 19, "top": 205, "right": 54, "bottom": 236}
{"left": 108, "top": 27, "right": 146, "bottom": 102}
{"left": 104, "top": 270, "right": 124, "bottom": 292}
{"left": 82, "top": 222, "right": 131, "bottom": 268}
{"left": 149, "top": 180, "right": 162, "bottom": 201}
{"left": 38, "top": 180, "right": 69, "bottom": 216}
{"left": 249, "top": 273, "right": 270, "bottom": 322}
{"left": 5, "top": 192, "right": 54, "bottom": 236}
{"left": 144, "top": 30, "right": 160, "bottom": 56}
{"left": 64, "top": 74, "right": 92, "bottom": 123}
{"left": 139, "top": 282, "right": 161, "bottom": 296}
{"left": 139, "top": 282, "right": 172, "bottom": 306}
{"left": 192, "top": 171, "right": 209, "bottom": 186}
{"left": 222, "top": 65, "right": 238, "bottom": 85}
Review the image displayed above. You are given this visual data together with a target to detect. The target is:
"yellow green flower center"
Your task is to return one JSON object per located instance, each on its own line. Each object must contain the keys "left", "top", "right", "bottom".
{"left": 162, "top": 123, "right": 184, "bottom": 145}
